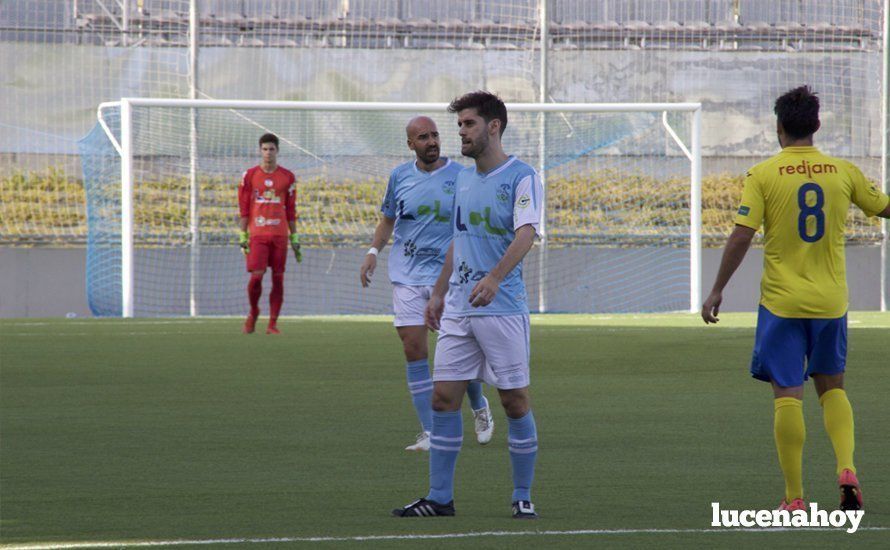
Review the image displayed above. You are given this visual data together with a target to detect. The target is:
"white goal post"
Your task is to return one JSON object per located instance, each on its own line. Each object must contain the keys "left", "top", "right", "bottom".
{"left": 97, "top": 98, "right": 703, "bottom": 318}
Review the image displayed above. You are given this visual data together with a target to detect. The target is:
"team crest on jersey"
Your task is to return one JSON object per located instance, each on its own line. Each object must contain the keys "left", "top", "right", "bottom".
{"left": 264, "top": 179, "right": 274, "bottom": 187}
{"left": 496, "top": 183, "right": 511, "bottom": 202}
{"left": 442, "top": 180, "right": 455, "bottom": 195}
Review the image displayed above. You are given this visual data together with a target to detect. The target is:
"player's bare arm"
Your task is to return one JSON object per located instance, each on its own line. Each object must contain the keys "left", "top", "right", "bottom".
{"left": 425, "top": 242, "right": 453, "bottom": 330}
{"left": 879, "top": 202, "right": 890, "bottom": 218}
{"left": 701, "top": 224, "right": 756, "bottom": 324}
{"left": 469, "top": 224, "right": 536, "bottom": 308}
{"left": 360, "top": 215, "right": 395, "bottom": 287}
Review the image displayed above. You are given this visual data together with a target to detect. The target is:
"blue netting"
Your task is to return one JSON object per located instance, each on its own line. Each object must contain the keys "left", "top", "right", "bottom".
{"left": 79, "top": 115, "right": 122, "bottom": 317}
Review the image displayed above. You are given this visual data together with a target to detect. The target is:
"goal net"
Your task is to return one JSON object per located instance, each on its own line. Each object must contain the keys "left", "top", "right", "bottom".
{"left": 82, "top": 99, "right": 701, "bottom": 317}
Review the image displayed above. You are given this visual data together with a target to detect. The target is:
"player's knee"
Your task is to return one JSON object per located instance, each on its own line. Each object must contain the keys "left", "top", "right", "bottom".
{"left": 502, "top": 402, "right": 529, "bottom": 419}
{"left": 401, "top": 340, "right": 426, "bottom": 361}
{"left": 813, "top": 373, "right": 844, "bottom": 396}
{"left": 499, "top": 390, "right": 530, "bottom": 418}
{"left": 771, "top": 382, "right": 804, "bottom": 400}
{"left": 432, "top": 396, "right": 459, "bottom": 412}
{"left": 248, "top": 272, "right": 264, "bottom": 287}
{"left": 432, "top": 390, "right": 461, "bottom": 412}
{"left": 398, "top": 328, "right": 427, "bottom": 361}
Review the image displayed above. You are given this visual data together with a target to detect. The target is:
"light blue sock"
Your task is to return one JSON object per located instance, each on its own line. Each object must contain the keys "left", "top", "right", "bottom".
{"left": 406, "top": 359, "right": 433, "bottom": 432}
{"left": 427, "top": 409, "right": 462, "bottom": 504}
{"left": 466, "top": 380, "right": 486, "bottom": 411}
{"left": 508, "top": 411, "right": 538, "bottom": 503}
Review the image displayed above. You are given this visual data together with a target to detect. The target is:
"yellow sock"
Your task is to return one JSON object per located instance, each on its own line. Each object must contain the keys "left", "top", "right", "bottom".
{"left": 820, "top": 388, "right": 856, "bottom": 476}
{"left": 774, "top": 397, "right": 805, "bottom": 502}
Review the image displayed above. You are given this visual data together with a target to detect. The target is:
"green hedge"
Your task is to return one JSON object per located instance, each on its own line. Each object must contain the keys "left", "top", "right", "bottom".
{"left": 0, "top": 169, "right": 882, "bottom": 246}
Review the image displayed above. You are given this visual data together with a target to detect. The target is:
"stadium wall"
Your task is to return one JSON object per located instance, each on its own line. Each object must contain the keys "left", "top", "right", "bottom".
{"left": 0, "top": 45, "right": 881, "bottom": 159}
{"left": 1, "top": 246, "right": 886, "bottom": 317}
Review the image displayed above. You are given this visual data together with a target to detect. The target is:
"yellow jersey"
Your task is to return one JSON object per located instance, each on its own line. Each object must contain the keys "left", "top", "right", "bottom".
{"left": 735, "top": 146, "right": 889, "bottom": 318}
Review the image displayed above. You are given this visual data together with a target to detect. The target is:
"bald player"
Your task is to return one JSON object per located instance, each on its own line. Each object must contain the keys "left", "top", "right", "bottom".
{"left": 360, "top": 116, "right": 494, "bottom": 452}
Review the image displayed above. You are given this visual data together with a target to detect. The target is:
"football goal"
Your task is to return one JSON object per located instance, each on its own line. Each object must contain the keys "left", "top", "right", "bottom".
{"left": 83, "top": 99, "right": 702, "bottom": 317}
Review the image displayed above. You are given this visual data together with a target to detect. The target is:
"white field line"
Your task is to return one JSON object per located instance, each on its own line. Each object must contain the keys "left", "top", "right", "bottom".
{"left": 3, "top": 527, "right": 888, "bottom": 549}
{"left": 4, "top": 332, "right": 228, "bottom": 337}
{"left": 1, "top": 316, "right": 394, "bottom": 326}
{"left": 7, "top": 327, "right": 890, "bottom": 336}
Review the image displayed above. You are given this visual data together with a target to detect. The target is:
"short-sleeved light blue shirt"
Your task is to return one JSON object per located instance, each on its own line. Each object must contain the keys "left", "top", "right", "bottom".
{"left": 445, "top": 156, "right": 543, "bottom": 317}
{"left": 381, "top": 158, "right": 462, "bottom": 286}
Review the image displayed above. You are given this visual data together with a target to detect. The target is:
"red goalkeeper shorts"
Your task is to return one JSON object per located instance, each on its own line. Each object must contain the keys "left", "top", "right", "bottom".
{"left": 246, "top": 235, "right": 289, "bottom": 273}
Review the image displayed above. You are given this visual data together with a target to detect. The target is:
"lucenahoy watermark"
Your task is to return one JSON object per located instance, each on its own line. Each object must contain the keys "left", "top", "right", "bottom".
{"left": 711, "top": 502, "right": 864, "bottom": 534}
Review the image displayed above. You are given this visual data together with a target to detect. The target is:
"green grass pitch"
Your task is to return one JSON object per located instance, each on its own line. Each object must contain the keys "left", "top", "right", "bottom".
{"left": 1, "top": 313, "right": 888, "bottom": 548}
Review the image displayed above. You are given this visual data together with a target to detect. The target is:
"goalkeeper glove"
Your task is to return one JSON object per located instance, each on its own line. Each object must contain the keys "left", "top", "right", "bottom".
{"left": 290, "top": 233, "right": 302, "bottom": 263}
{"left": 239, "top": 230, "right": 249, "bottom": 255}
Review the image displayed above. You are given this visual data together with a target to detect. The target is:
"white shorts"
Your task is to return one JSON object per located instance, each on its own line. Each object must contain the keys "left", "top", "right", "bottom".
{"left": 392, "top": 284, "right": 433, "bottom": 327}
{"left": 433, "top": 314, "right": 531, "bottom": 390}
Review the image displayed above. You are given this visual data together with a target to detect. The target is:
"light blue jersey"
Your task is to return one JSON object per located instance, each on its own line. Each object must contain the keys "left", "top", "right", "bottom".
{"left": 445, "top": 156, "right": 544, "bottom": 317}
{"left": 381, "top": 158, "right": 462, "bottom": 286}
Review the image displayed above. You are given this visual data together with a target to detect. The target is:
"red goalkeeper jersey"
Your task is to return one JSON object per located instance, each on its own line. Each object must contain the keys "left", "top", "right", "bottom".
{"left": 238, "top": 165, "right": 297, "bottom": 237}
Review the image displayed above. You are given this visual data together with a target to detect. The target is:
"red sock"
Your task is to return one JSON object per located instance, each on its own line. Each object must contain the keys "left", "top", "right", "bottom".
{"left": 247, "top": 273, "right": 263, "bottom": 317}
{"left": 269, "top": 273, "right": 284, "bottom": 322}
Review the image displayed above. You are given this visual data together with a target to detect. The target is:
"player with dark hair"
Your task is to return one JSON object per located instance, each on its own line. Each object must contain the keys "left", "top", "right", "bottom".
{"left": 238, "top": 133, "right": 301, "bottom": 334}
{"left": 393, "top": 92, "right": 543, "bottom": 519}
{"left": 446, "top": 90, "right": 509, "bottom": 136}
{"left": 702, "top": 85, "right": 890, "bottom": 512}
{"left": 360, "top": 116, "right": 494, "bottom": 452}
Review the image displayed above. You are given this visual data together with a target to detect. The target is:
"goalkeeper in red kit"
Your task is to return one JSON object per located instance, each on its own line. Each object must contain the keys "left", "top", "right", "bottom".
{"left": 238, "top": 133, "right": 301, "bottom": 334}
